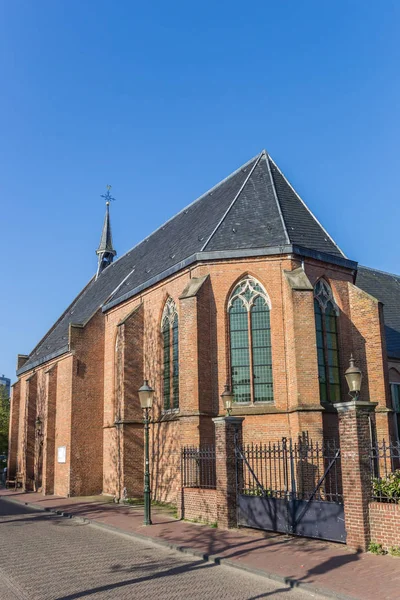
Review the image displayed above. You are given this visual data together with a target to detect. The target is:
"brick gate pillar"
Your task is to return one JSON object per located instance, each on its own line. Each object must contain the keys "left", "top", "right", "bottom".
{"left": 334, "top": 399, "right": 377, "bottom": 551}
{"left": 213, "top": 416, "right": 244, "bottom": 529}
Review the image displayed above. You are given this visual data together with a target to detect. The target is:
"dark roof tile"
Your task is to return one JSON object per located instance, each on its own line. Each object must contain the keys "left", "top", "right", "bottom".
{"left": 19, "top": 150, "right": 348, "bottom": 374}
{"left": 356, "top": 266, "right": 400, "bottom": 359}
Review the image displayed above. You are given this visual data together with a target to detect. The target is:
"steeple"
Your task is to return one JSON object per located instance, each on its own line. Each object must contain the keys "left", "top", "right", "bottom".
{"left": 96, "top": 186, "right": 117, "bottom": 279}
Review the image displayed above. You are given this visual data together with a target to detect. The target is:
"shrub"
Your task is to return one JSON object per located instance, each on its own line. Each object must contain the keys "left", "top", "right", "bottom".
{"left": 368, "top": 542, "right": 386, "bottom": 555}
{"left": 372, "top": 470, "right": 400, "bottom": 502}
{"left": 389, "top": 546, "right": 400, "bottom": 557}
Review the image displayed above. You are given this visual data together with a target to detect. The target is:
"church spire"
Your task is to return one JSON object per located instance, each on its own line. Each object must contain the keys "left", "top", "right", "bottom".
{"left": 96, "top": 185, "right": 117, "bottom": 279}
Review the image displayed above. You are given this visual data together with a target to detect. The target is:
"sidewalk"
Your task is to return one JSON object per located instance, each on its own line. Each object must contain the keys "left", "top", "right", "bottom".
{"left": 0, "top": 489, "right": 398, "bottom": 600}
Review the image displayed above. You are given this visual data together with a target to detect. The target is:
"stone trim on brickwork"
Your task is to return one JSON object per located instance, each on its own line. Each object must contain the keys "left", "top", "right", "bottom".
{"left": 179, "top": 275, "right": 209, "bottom": 299}
{"left": 284, "top": 267, "right": 313, "bottom": 291}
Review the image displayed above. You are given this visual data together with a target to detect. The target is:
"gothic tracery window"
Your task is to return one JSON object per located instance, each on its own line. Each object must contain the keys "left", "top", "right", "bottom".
{"left": 162, "top": 298, "right": 179, "bottom": 410}
{"left": 314, "top": 279, "right": 340, "bottom": 403}
{"left": 228, "top": 276, "right": 273, "bottom": 404}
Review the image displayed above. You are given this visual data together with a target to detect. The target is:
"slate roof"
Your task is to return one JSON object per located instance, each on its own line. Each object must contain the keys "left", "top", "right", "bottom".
{"left": 356, "top": 266, "right": 400, "bottom": 360}
{"left": 97, "top": 202, "right": 116, "bottom": 255}
{"left": 18, "top": 150, "right": 349, "bottom": 375}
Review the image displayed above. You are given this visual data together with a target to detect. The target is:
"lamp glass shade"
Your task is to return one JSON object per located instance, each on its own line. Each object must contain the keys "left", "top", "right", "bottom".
{"left": 221, "top": 384, "right": 234, "bottom": 412}
{"left": 345, "top": 356, "right": 362, "bottom": 395}
{"left": 138, "top": 380, "right": 154, "bottom": 409}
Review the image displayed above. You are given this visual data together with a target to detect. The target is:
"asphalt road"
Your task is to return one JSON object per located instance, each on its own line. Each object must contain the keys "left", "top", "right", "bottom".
{"left": 0, "top": 499, "right": 322, "bottom": 600}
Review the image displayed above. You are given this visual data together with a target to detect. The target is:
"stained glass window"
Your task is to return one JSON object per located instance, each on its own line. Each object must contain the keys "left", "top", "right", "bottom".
{"left": 390, "top": 384, "right": 400, "bottom": 442}
{"left": 162, "top": 317, "right": 171, "bottom": 410}
{"left": 230, "top": 298, "right": 251, "bottom": 403}
{"left": 314, "top": 280, "right": 340, "bottom": 404}
{"left": 162, "top": 298, "right": 179, "bottom": 410}
{"left": 172, "top": 313, "right": 179, "bottom": 409}
{"left": 251, "top": 296, "right": 273, "bottom": 403}
{"left": 228, "top": 276, "right": 273, "bottom": 404}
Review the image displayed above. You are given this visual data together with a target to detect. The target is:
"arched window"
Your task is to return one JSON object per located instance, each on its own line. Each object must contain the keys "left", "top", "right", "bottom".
{"left": 228, "top": 276, "right": 273, "bottom": 403}
{"left": 314, "top": 279, "right": 340, "bottom": 403}
{"left": 161, "top": 298, "right": 179, "bottom": 410}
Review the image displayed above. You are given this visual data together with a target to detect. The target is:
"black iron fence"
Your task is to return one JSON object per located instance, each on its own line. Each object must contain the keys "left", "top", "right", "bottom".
{"left": 181, "top": 446, "right": 216, "bottom": 489}
{"left": 370, "top": 440, "right": 400, "bottom": 503}
{"left": 236, "top": 437, "right": 343, "bottom": 503}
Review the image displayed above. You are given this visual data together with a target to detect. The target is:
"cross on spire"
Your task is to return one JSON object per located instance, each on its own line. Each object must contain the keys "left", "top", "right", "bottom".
{"left": 96, "top": 185, "right": 117, "bottom": 279}
{"left": 100, "top": 184, "right": 116, "bottom": 205}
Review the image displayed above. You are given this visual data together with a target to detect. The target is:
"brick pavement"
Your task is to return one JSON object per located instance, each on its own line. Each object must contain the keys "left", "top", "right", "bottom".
{"left": 1, "top": 489, "right": 399, "bottom": 600}
{"left": 0, "top": 498, "right": 315, "bottom": 600}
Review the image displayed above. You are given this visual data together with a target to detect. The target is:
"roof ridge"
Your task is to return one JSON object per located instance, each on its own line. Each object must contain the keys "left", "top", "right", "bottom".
{"left": 201, "top": 151, "right": 263, "bottom": 251}
{"left": 104, "top": 153, "right": 261, "bottom": 273}
{"left": 263, "top": 151, "right": 290, "bottom": 245}
{"left": 359, "top": 264, "right": 400, "bottom": 279}
{"left": 104, "top": 265, "right": 139, "bottom": 306}
{"left": 268, "top": 155, "right": 347, "bottom": 259}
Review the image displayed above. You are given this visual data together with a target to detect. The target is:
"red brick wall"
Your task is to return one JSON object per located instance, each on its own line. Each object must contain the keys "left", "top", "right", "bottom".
{"left": 150, "top": 419, "right": 181, "bottom": 504}
{"left": 69, "top": 310, "right": 105, "bottom": 496}
{"left": 24, "top": 374, "right": 37, "bottom": 489}
{"left": 182, "top": 488, "right": 217, "bottom": 523}
{"left": 348, "top": 284, "right": 391, "bottom": 440}
{"left": 11, "top": 252, "right": 394, "bottom": 510}
{"left": 54, "top": 356, "right": 73, "bottom": 496}
{"left": 337, "top": 403, "right": 376, "bottom": 551}
{"left": 100, "top": 255, "right": 392, "bottom": 503}
{"left": 42, "top": 366, "right": 57, "bottom": 494}
{"left": 369, "top": 502, "right": 400, "bottom": 551}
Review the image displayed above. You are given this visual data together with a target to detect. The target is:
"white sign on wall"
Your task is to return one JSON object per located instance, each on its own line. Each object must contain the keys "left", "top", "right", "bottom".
{"left": 57, "top": 446, "right": 67, "bottom": 464}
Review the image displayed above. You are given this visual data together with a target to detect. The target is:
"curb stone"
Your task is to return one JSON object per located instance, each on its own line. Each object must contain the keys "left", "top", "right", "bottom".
{"left": 2, "top": 496, "right": 357, "bottom": 600}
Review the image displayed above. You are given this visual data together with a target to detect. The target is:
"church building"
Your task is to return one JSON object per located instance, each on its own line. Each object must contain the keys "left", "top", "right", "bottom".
{"left": 8, "top": 150, "right": 400, "bottom": 504}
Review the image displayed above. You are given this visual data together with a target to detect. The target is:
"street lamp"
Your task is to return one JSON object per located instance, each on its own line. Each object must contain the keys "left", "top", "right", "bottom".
{"left": 221, "top": 384, "right": 234, "bottom": 416}
{"left": 345, "top": 354, "right": 362, "bottom": 400}
{"left": 138, "top": 380, "right": 154, "bottom": 526}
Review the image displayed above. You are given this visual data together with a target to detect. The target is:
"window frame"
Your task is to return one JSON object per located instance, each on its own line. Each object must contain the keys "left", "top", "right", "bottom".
{"left": 313, "top": 279, "right": 341, "bottom": 404}
{"left": 389, "top": 382, "right": 400, "bottom": 442}
{"left": 228, "top": 276, "right": 273, "bottom": 405}
{"left": 161, "top": 298, "right": 179, "bottom": 411}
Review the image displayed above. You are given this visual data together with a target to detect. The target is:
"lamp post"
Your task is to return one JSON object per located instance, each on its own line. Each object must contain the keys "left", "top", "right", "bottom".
{"left": 221, "top": 384, "right": 234, "bottom": 416}
{"left": 138, "top": 380, "right": 154, "bottom": 526}
{"left": 345, "top": 354, "right": 362, "bottom": 400}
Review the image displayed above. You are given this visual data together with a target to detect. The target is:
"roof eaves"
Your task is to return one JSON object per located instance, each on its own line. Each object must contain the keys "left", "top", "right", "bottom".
{"left": 103, "top": 245, "right": 295, "bottom": 312}
{"left": 201, "top": 152, "right": 263, "bottom": 251}
{"left": 292, "top": 245, "right": 357, "bottom": 270}
{"left": 269, "top": 155, "right": 347, "bottom": 259}
{"left": 264, "top": 151, "right": 290, "bottom": 245}
{"left": 103, "top": 265, "right": 138, "bottom": 306}
{"left": 103, "top": 244, "right": 357, "bottom": 314}
{"left": 16, "top": 345, "right": 70, "bottom": 377}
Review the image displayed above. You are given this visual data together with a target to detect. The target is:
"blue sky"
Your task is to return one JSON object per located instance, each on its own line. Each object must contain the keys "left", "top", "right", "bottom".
{"left": 1, "top": 1, "right": 399, "bottom": 381}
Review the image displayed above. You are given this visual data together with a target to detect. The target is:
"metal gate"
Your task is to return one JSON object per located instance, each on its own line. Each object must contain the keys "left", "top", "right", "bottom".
{"left": 235, "top": 435, "right": 346, "bottom": 543}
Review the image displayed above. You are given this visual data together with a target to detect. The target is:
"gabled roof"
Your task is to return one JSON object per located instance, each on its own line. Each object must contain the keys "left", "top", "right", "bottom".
{"left": 356, "top": 266, "right": 400, "bottom": 360}
{"left": 18, "top": 150, "right": 352, "bottom": 376}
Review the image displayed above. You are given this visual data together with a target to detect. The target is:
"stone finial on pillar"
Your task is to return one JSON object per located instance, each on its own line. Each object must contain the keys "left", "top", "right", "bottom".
{"left": 334, "top": 399, "right": 377, "bottom": 551}
{"left": 212, "top": 416, "right": 244, "bottom": 529}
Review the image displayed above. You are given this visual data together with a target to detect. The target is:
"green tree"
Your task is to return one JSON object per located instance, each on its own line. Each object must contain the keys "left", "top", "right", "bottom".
{"left": 0, "top": 385, "right": 10, "bottom": 456}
